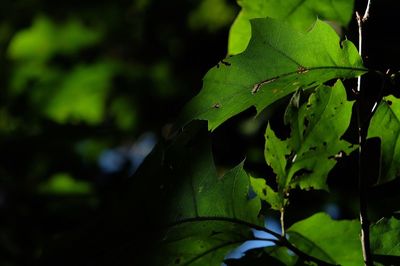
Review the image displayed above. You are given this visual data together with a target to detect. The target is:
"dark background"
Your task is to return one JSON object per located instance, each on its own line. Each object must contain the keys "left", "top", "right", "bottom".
{"left": 0, "top": 0, "right": 399, "bottom": 265}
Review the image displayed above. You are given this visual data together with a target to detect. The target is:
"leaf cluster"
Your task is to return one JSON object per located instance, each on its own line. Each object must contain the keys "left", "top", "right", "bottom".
{"left": 157, "top": 0, "right": 400, "bottom": 265}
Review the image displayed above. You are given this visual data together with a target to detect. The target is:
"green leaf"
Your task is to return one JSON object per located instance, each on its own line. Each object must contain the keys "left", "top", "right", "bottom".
{"left": 368, "top": 96, "right": 400, "bottom": 183}
{"left": 263, "top": 246, "right": 298, "bottom": 265}
{"left": 8, "top": 15, "right": 102, "bottom": 62}
{"left": 160, "top": 150, "right": 262, "bottom": 265}
{"left": 287, "top": 212, "right": 363, "bottom": 266}
{"left": 37, "top": 173, "right": 93, "bottom": 195}
{"left": 250, "top": 175, "right": 284, "bottom": 210}
{"left": 42, "top": 62, "right": 115, "bottom": 125}
{"left": 371, "top": 217, "right": 400, "bottom": 257}
{"left": 181, "top": 18, "right": 365, "bottom": 131}
{"left": 187, "top": 0, "right": 236, "bottom": 32}
{"left": 266, "top": 81, "right": 357, "bottom": 191}
{"left": 229, "top": 0, "right": 355, "bottom": 54}
{"left": 265, "top": 124, "right": 290, "bottom": 188}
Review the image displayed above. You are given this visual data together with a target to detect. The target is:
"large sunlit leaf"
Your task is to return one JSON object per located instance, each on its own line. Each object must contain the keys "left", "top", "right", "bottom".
{"left": 287, "top": 212, "right": 363, "bottom": 266}
{"left": 181, "top": 18, "right": 365, "bottom": 130}
{"left": 368, "top": 96, "right": 400, "bottom": 183}
{"left": 266, "top": 81, "right": 356, "bottom": 191}
{"left": 158, "top": 133, "right": 262, "bottom": 265}
{"left": 229, "top": 0, "right": 355, "bottom": 54}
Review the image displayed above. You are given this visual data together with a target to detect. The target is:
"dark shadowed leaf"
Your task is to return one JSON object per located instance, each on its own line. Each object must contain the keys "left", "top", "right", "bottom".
{"left": 158, "top": 132, "right": 262, "bottom": 265}
{"left": 225, "top": 247, "right": 286, "bottom": 266}
{"left": 368, "top": 96, "right": 400, "bottom": 183}
{"left": 371, "top": 217, "right": 400, "bottom": 258}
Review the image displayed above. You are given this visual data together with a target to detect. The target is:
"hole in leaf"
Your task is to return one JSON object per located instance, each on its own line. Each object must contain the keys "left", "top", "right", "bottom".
{"left": 262, "top": 188, "right": 267, "bottom": 196}
{"left": 388, "top": 100, "right": 393, "bottom": 106}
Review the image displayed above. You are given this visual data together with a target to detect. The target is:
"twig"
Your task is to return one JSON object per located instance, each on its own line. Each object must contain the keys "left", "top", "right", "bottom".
{"left": 170, "top": 216, "right": 337, "bottom": 265}
{"left": 356, "top": 1, "right": 373, "bottom": 265}
{"left": 362, "top": 0, "right": 372, "bottom": 22}
{"left": 280, "top": 208, "right": 286, "bottom": 237}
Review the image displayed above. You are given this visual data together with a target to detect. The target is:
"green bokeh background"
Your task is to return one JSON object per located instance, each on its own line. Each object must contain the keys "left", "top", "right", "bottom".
{"left": 0, "top": 0, "right": 237, "bottom": 264}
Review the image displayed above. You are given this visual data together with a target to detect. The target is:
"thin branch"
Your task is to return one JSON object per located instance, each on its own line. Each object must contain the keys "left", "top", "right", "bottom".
{"left": 170, "top": 216, "right": 282, "bottom": 239}
{"left": 356, "top": 12, "right": 363, "bottom": 93}
{"left": 362, "top": 0, "right": 372, "bottom": 22}
{"left": 280, "top": 208, "right": 286, "bottom": 237}
{"left": 169, "top": 216, "right": 338, "bottom": 266}
{"left": 356, "top": 1, "right": 373, "bottom": 265}
{"left": 183, "top": 240, "right": 244, "bottom": 265}
{"left": 278, "top": 237, "right": 338, "bottom": 266}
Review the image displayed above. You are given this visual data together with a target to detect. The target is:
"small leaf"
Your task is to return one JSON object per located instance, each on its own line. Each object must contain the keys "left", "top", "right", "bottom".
{"left": 371, "top": 217, "right": 400, "bottom": 256}
{"left": 181, "top": 18, "right": 365, "bottom": 131}
{"left": 287, "top": 212, "right": 363, "bottom": 266}
{"left": 368, "top": 96, "right": 400, "bottom": 183}
{"left": 265, "top": 124, "right": 290, "bottom": 188}
{"left": 250, "top": 176, "right": 284, "bottom": 210}
{"left": 229, "top": 0, "right": 355, "bottom": 54}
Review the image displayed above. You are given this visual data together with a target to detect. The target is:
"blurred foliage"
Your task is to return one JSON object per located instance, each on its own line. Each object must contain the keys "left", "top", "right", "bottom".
{"left": 37, "top": 172, "right": 93, "bottom": 195}
{"left": 0, "top": 0, "right": 236, "bottom": 265}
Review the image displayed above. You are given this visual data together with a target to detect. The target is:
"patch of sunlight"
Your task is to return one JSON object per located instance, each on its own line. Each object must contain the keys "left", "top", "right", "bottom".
{"left": 110, "top": 97, "right": 138, "bottom": 131}
{"left": 38, "top": 173, "right": 93, "bottom": 195}
{"left": 74, "top": 139, "right": 110, "bottom": 163}
{"left": 188, "top": 0, "right": 236, "bottom": 32}
{"left": 43, "top": 62, "right": 115, "bottom": 125}
{"left": 150, "top": 61, "right": 178, "bottom": 98}
{"left": 8, "top": 15, "right": 102, "bottom": 62}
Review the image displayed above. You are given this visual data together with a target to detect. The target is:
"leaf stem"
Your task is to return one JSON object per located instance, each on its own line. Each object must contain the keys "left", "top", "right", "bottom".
{"left": 280, "top": 208, "right": 286, "bottom": 237}
{"left": 170, "top": 216, "right": 337, "bottom": 265}
{"left": 356, "top": 1, "right": 373, "bottom": 265}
